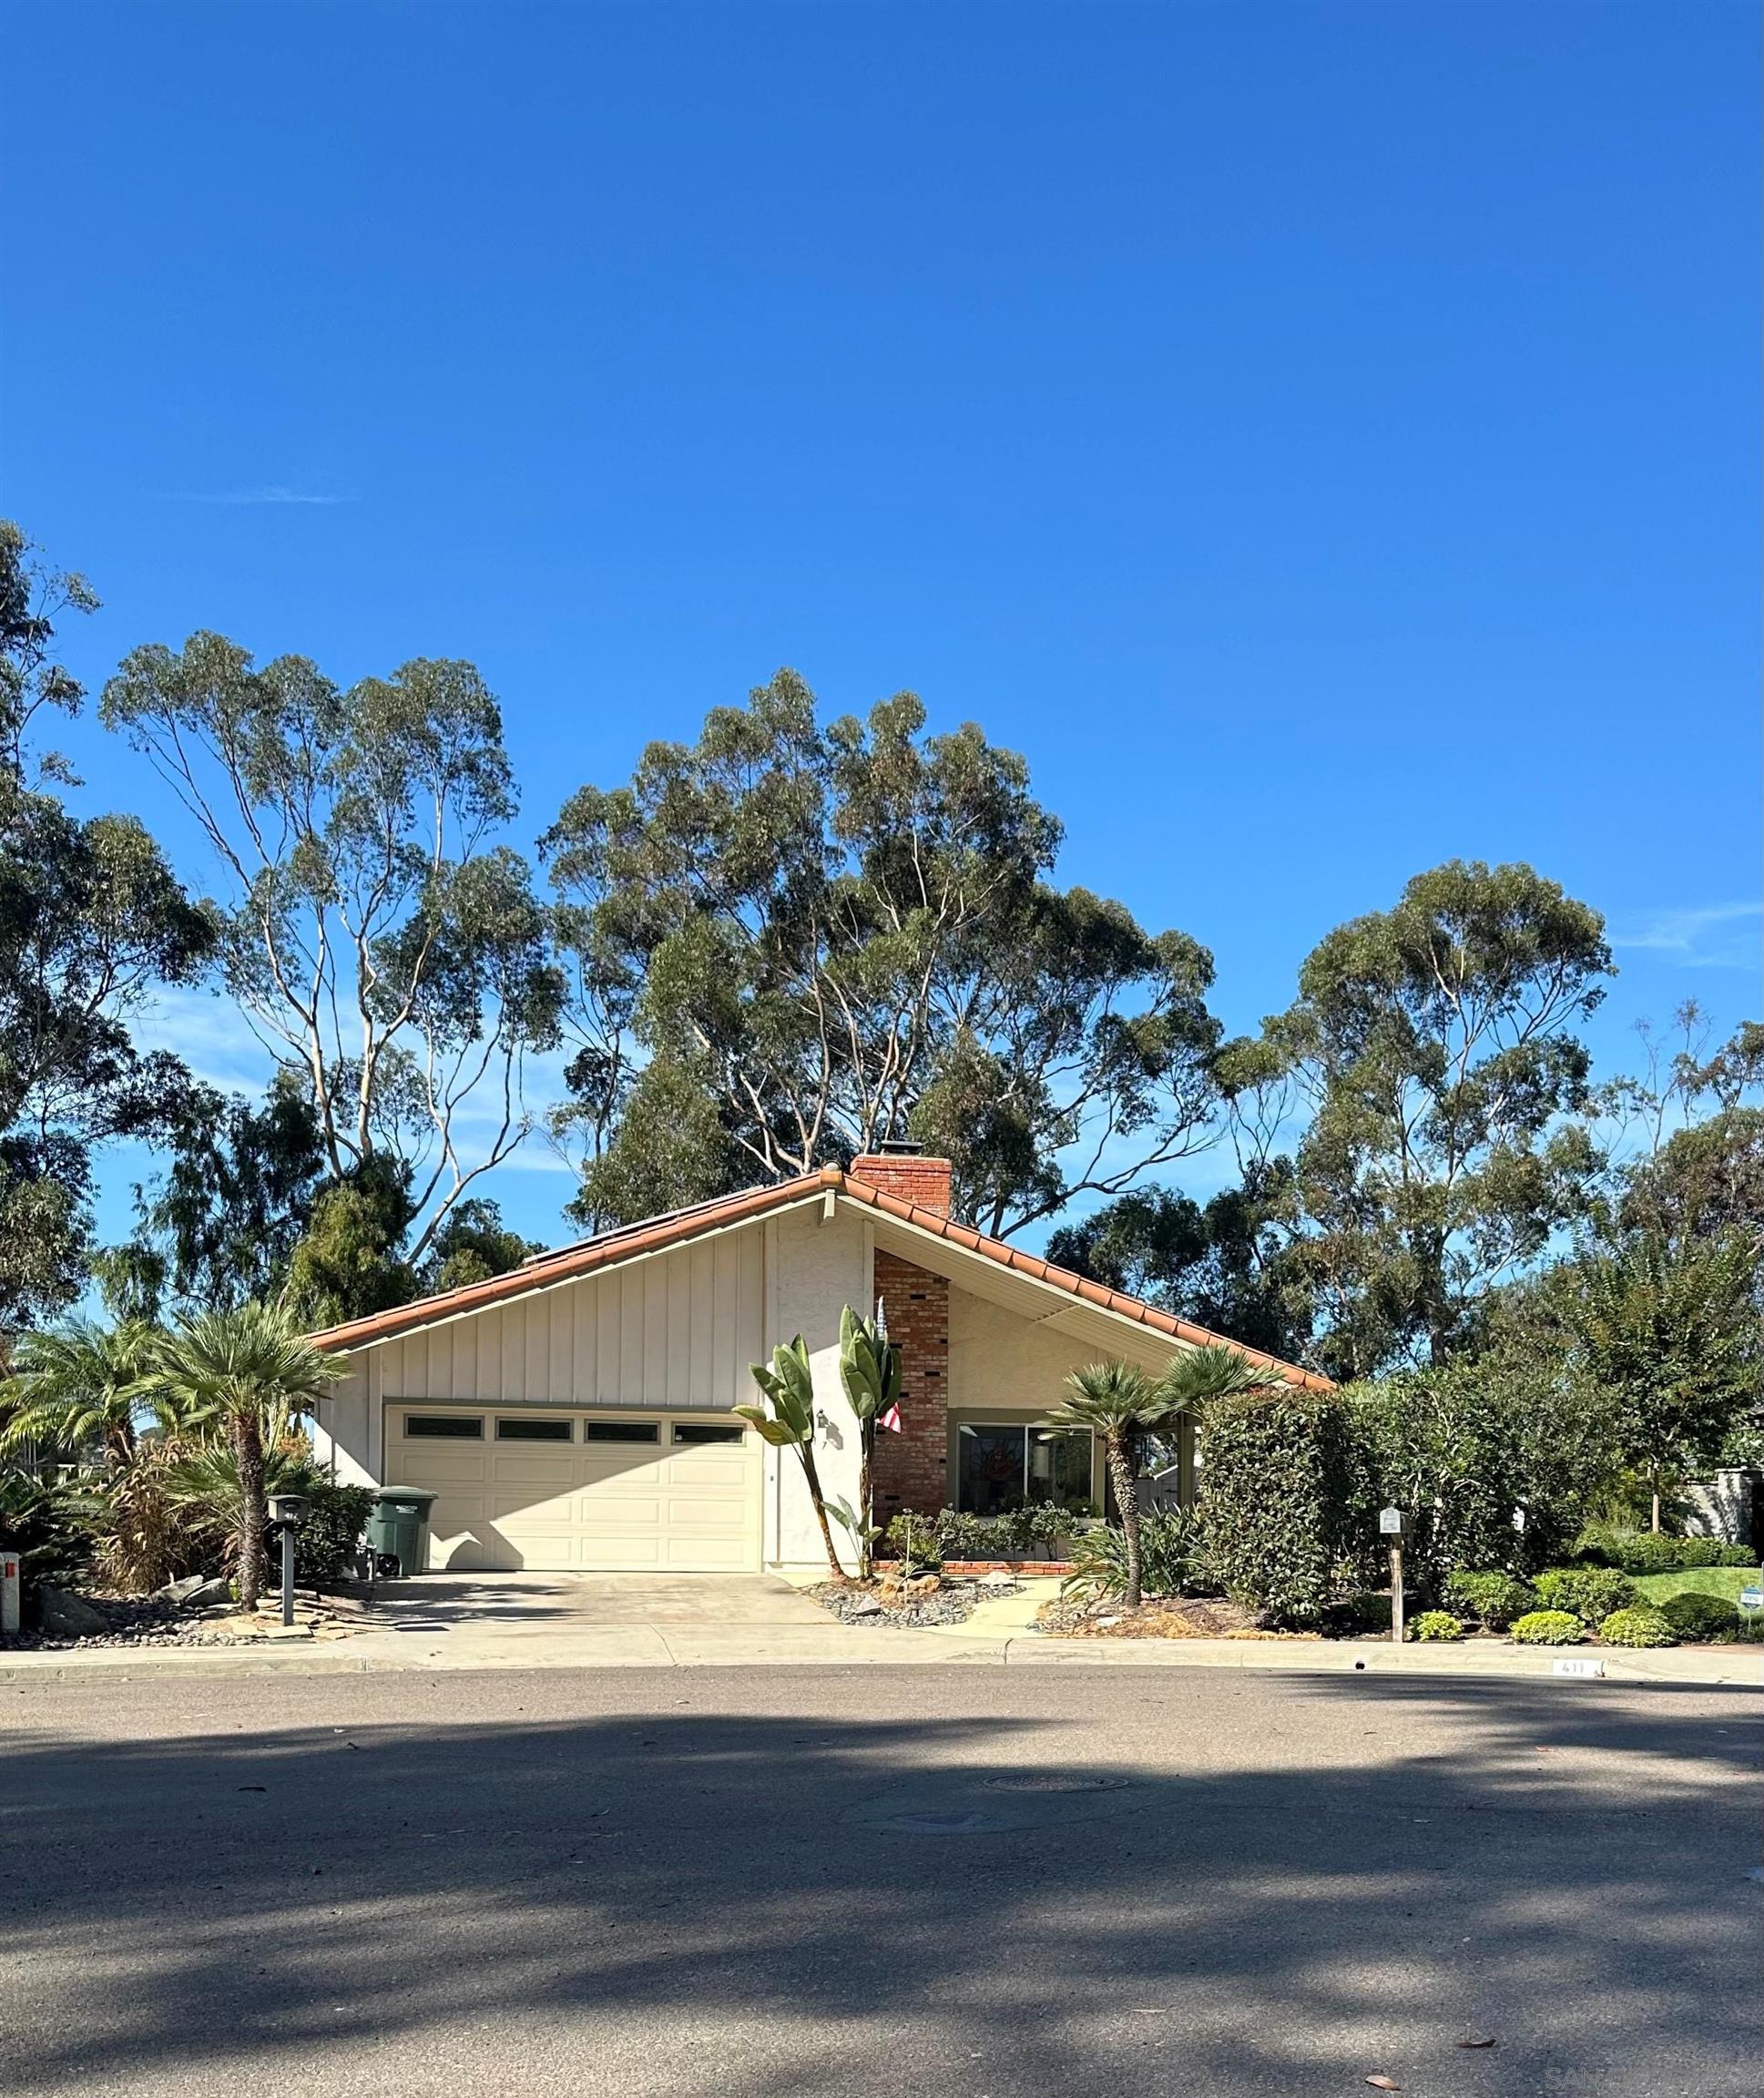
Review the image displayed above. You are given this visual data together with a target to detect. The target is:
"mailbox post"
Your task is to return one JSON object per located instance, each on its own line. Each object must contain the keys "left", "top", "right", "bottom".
{"left": 1379, "top": 1506, "right": 1409, "bottom": 1644}
{"left": 265, "top": 1492, "right": 309, "bottom": 1629}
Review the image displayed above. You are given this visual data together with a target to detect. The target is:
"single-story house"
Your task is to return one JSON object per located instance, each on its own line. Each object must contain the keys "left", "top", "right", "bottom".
{"left": 309, "top": 1152, "right": 1328, "bottom": 1573}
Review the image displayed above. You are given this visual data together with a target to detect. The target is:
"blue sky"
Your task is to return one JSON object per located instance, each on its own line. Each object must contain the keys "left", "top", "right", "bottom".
{"left": 5, "top": 0, "right": 1759, "bottom": 1252}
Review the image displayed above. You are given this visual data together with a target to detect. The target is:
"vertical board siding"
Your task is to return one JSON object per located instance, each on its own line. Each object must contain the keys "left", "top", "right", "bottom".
{"left": 375, "top": 1233, "right": 765, "bottom": 1409}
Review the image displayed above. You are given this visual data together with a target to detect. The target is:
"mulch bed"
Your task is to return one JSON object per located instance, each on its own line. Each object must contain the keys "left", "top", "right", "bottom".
{"left": 1037, "top": 1594, "right": 1318, "bottom": 1640}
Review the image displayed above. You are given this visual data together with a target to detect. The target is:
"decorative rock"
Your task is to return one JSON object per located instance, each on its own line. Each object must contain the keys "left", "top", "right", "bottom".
{"left": 37, "top": 1588, "right": 109, "bottom": 1638}
{"left": 153, "top": 1574, "right": 211, "bottom": 1606}
{"left": 844, "top": 1593, "right": 885, "bottom": 1616}
{"left": 182, "top": 1577, "right": 234, "bottom": 1610}
{"left": 979, "top": 1571, "right": 1018, "bottom": 1589}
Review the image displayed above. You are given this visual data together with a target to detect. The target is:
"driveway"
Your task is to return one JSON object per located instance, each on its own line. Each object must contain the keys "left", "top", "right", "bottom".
{"left": 368, "top": 1570, "right": 834, "bottom": 1629}
{"left": 352, "top": 1570, "right": 857, "bottom": 1666}
{"left": 2, "top": 1665, "right": 1758, "bottom": 2097}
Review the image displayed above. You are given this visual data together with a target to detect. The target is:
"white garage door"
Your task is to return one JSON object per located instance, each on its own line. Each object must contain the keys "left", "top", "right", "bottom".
{"left": 384, "top": 1407, "right": 761, "bottom": 1572}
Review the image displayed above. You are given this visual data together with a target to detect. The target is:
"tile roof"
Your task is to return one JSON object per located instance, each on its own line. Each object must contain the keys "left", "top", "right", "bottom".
{"left": 309, "top": 1164, "right": 1331, "bottom": 1390}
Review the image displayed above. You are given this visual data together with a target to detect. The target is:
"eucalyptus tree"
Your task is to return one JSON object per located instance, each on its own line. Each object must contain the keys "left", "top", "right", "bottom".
{"left": 1222, "top": 860, "right": 1613, "bottom": 1379}
{"left": 101, "top": 636, "right": 564, "bottom": 1264}
{"left": 543, "top": 672, "right": 1220, "bottom": 1236}
{"left": 0, "top": 523, "right": 214, "bottom": 1327}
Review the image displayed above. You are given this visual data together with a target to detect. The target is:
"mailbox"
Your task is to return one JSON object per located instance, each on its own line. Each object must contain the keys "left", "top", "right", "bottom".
{"left": 1378, "top": 1506, "right": 1407, "bottom": 1539}
{"left": 267, "top": 1492, "right": 309, "bottom": 1530}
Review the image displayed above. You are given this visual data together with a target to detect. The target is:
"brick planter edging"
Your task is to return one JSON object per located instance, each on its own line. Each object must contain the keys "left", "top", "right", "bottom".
{"left": 888, "top": 1560, "right": 1075, "bottom": 1577}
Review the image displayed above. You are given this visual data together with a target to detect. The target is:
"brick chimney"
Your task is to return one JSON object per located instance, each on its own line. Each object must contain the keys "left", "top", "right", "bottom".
{"left": 847, "top": 1150, "right": 953, "bottom": 1217}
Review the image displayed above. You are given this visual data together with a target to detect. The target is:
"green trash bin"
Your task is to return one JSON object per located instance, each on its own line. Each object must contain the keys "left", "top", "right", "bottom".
{"left": 367, "top": 1487, "right": 438, "bottom": 1576}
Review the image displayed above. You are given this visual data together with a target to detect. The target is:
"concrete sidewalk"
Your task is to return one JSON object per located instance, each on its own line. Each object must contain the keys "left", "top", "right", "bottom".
{"left": 3, "top": 1580, "right": 1758, "bottom": 1687}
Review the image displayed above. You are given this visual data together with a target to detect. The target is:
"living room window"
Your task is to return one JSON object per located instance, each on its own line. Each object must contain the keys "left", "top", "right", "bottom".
{"left": 955, "top": 1423, "right": 1093, "bottom": 1515}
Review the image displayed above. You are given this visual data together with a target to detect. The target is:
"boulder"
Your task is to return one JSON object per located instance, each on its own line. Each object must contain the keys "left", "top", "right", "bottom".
{"left": 181, "top": 1576, "right": 234, "bottom": 1611}
{"left": 153, "top": 1574, "right": 209, "bottom": 1606}
{"left": 37, "top": 1588, "right": 109, "bottom": 1638}
{"left": 844, "top": 1593, "right": 885, "bottom": 1617}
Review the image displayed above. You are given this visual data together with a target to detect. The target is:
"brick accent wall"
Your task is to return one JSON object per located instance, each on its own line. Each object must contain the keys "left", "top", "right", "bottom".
{"left": 872, "top": 1250, "right": 950, "bottom": 1520}
{"left": 849, "top": 1153, "right": 953, "bottom": 1217}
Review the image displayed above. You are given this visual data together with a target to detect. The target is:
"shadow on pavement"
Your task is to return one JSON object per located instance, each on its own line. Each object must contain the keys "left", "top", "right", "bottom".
{"left": 3, "top": 1667, "right": 1759, "bottom": 2096}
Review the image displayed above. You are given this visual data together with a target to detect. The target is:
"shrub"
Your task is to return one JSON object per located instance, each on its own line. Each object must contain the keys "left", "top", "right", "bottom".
{"left": 1534, "top": 1566, "right": 1636, "bottom": 1624}
{"left": 1410, "top": 1611, "right": 1463, "bottom": 1642}
{"left": 1573, "top": 1526, "right": 1758, "bottom": 1574}
{"left": 1510, "top": 1610, "right": 1586, "bottom": 1645}
{"left": 883, "top": 1512, "right": 943, "bottom": 1570}
{"left": 0, "top": 1468, "right": 97, "bottom": 1597}
{"left": 1656, "top": 1592, "right": 1739, "bottom": 1642}
{"left": 1062, "top": 1509, "right": 1205, "bottom": 1602}
{"left": 1597, "top": 1606, "right": 1677, "bottom": 1649}
{"left": 1199, "top": 1388, "right": 1353, "bottom": 1626}
{"left": 288, "top": 1477, "right": 374, "bottom": 1588}
{"left": 1330, "top": 1590, "right": 1392, "bottom": 1637}
{"left": 1443, "top": 1571, "right": 1537, "bottom": 1631}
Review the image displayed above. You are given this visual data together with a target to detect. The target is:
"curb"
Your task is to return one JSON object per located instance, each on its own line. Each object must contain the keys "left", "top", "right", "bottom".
{"left": 2, "top": 1630, "right": 1757, "bottom": 1688}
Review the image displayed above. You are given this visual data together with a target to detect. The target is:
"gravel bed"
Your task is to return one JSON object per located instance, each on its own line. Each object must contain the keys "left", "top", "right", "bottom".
{"left": 813, "top": 1576, "right": 1019, "bottom": 1628}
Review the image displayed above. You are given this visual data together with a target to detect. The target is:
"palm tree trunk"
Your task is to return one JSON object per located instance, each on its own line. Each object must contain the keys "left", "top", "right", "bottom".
{"left": 857, "top": 1425, "right": 874, "bottom": 1581}
{"left": 235, "top": 1411, "right": 267, "bottom": 1611}
{"left": 1106, "top": 1430, "right": 1142, "bottom": 1609}
{"left": 799, "top": 1443, "right": 847, "bottom": 1584}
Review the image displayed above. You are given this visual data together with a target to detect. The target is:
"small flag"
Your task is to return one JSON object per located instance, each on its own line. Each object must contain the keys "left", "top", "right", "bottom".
{"left": 879, "top": 1402, "right": 902, "bottom": 1434}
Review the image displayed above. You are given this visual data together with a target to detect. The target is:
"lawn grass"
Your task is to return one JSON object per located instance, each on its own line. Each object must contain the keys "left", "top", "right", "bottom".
{"left": 1632, "top": 1565, "right": 1763, "bottom": 1606}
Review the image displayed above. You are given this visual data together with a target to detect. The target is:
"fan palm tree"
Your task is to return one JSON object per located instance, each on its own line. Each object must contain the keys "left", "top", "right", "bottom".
{"left": 0, "top": 1319, "right": 164, "bottom": 1465}
{"left": 1155, "top": 1341, "right": 1283, "bottom": 1417}
{"left": 154, "top": 1304, "right": 343, "bottom": 1610}
{"left": 1045, "top": 1361, "right": 1160, "bottom": 1606}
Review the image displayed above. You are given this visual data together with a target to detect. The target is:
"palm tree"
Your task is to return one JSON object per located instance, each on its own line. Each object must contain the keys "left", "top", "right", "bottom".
{"left": 1155, "top": 1341, "right": 1282, "bottom": 1418}
{"left": 0, "top": 1319, "right": 163, "bottom": 1465}
{"left": 1046, "top": 1361, "right": 1159, "bottom": 1606}
{"left": 154, "top": 1304, "right": 343, "bottom": 1610}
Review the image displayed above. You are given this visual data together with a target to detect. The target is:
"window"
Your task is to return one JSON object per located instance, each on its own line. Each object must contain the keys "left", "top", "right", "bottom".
{"left": 585, "top": 1421, "right": 660, "bottom": 1445}
{"left": 404, "top": 1414, "right": 483, "bottom": 1440}
{"left": 496, "top": 1417, "right": 572, "bottom": 1442}
{"left": 672, "top": 1421, "right": 745, "bottom": 1445}
{"left": 956, "top": 1423, "right": 1092, "bottom": 1515}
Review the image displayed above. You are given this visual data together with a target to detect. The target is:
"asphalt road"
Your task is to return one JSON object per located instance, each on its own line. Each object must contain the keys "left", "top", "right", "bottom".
{"left": 2, "top": 1665, "right": 1758, "bottom": 2098}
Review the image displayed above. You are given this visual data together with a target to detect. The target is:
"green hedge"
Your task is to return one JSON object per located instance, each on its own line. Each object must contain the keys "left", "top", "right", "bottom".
{"left": 1574, "top": 1527, "right": 1757, "bottom": 1574}
{"left": 1534, "top": 1566, "right": 1636, "bottom": 1625}
{"left": 1655, "top": 1592, "right": 1737, "bottom": 1642}
{"left": 1443, "top": 1571, "right": 1536, "bottom": 1631}
{"left": 1198, "top": 1388, "right": 1353, "bottom": 1626}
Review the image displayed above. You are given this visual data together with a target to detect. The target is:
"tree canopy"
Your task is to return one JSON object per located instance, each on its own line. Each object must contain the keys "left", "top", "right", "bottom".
{"left": 100, "top": 632, "right": 564, "bottom": 1263}
{"left": 542, "top": 672, "right": 1221, "bottom": 1237}
{"left": 0, "top": 523, "right": 213, "bottom": 1329}
{"left": 1222, "top": 859, "right": 1613, "bottom": 1378}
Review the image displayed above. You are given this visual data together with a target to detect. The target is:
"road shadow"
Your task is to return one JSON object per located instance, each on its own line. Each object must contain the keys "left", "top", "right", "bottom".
{"left": 3, "top": 1667, "right": 1759, "bottom": 2097}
